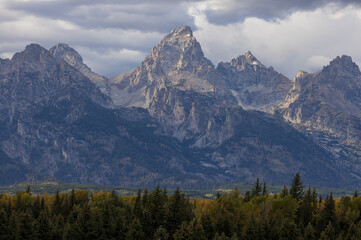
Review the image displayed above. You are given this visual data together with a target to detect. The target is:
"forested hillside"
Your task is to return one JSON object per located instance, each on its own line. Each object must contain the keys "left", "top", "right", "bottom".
{"left": 0, "top": 175, "right": 361, "bottom": 239}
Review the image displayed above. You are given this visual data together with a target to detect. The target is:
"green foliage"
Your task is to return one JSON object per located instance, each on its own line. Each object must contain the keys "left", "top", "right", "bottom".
{"left": 303, "top": 222, "right": 316, "bottom": 240}
{"left": 154, "top": 226, "right": 169, "bottom": 240}
{"left": 0, "top": 177, "right": 360, "bottom": 239}
{"left": 290, "top": 173, "right": 304, "bottom": 202}
{"left": 319, "top": 221, "right": 337, "bottom": 240}
{"left": 281, "top": 185, "right": 288, "bottom": 198}
{"left": 251, "top": 178, "right": 262, "bottom": 198}
{"left": 279, "top": 218, "right": 299, "bottom": 240}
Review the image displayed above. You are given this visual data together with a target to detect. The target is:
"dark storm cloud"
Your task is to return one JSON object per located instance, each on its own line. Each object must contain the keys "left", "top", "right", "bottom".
{"left": 204, "top": 0, "right": 361, "bottom": 25}
{"left": 4, "top": 0, "right": 200, "bottom": 33}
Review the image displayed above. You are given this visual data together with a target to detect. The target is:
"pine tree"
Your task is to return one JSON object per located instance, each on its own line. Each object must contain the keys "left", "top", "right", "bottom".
{"left": 173, "top": 219, "right": 207, "bottom": 240}
{"left": 41, "top": 196, "right": 45, "bottom": 211}
{"left": 166, "top": 187, "right": 187, "bottom": 236}
{"left": 133, "top": 189, "right": 142, "bottom": 219}
{"left": 213, "top": 232, "right": 232, "bottom": 240}
{"left": 200, "top": 214, "right": 215, "bottom": 240}
{"left": 319, "top": 222, "right": 336, "bottom": 240}
{"left": 126, "top": 218, "right": 144, "bottom": 240}
{"left": 345, "top": 221, "right": 361, "bottom": 240}
{"left": 70, "top": 188, "right": 75, "bottom": 208}
{"left": 290, "top": 173, "right": 304, "bottom": 202}
{"left": 0, "top": 209, "right": 9, "bottom": 240}
{"left": 243, "top": 191, "right": 251, "bottom": 202}
{"left": 153, "top": 226, "right": 169, "bottom": 240}
{"left": 251, "top": 178, "right": 262, "bottom": 198}
{"left": 52, "top": 190, "right": 62, "bottom": 216}
{"left": 19, "top": 210, "right": 35, "bottom": 240}
{"left": 279, "top": 219, "right": 299, "bottom": 240}
{"left": 244, "top": 215, "right": 265, "bottom": 240}
{"left": 33, "top": 195, "right": 41, "bottom": 219}
{"left": 353, "top": 189, "right": 358, "bottom": 199}
{"left": 8, "top": 212, "right": 20, "bottom": 240}
{"left": 280, "top": 185, "right": 289, "bottom": 198}
{"left": 216, "top": 192, "right": 221, "bottom": 201}
{"left": 262, "top": 182, "right": 268, "bottom": 197}
{"left": 297, "top": 187, "right": 313, "bottom": 226}
{"left": 35, "top": 209, "right": 51, "bottom": 240}
{"left": 50, "top": 214, "right": 65, "bottom": 240}
{"left": 312, "top": 187, "right": 318, "bottom": 209}
{"left": 319, "top": 193, "right": 338, "bottom": 235}
{"left": 72, "top": 203, "right": 93, "bottom": 240}
{"left": 149, "top": 185, "right": 166, "bottom": 235}
{"left": 303, "top": 222, "right": 316, "bottom": 240}
{"left": 15, "top": 192, "right": 23, "bottom": 211}
{"left": 26, "top": 185, "right": 31, "bottom": 195}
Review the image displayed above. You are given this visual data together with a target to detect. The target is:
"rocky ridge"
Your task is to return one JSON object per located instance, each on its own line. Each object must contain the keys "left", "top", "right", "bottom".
{"left": 0, "top": 26, "right": 360, "bottom": 188}
{"left": 277, "top": 55, "right": 361, "bottom": 171}
{"left": 49, "top": 43, "right": 111, "bottom": 96}
{"left": 217, "top": 51, "right": 292, "bottom": 111}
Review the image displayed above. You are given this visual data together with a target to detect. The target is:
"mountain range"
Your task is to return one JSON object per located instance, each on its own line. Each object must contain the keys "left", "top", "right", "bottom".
{"left": 0, "top": 26, "right": 360, "bottom": 188}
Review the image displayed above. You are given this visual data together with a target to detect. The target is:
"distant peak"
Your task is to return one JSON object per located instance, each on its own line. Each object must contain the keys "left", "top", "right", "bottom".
{"left": 244, "top": 50, "right": 261, "bottom": 65}
{"left": 52, "top": 43, "right": 72, "bottom": 50}
{"left": 244, "top": 50, "right": 254, "bottom": 59}
{"left": 24, "top": 43, "right": 43, "bottom": 53}
{"left": 166, "top": 26, "right": 193, "bottom": 39}
{"left": 229, "top": 51, "right": 264, "bottom": 68}
{"left": 11, "top": 43, "right": 55, "bottom": 65}
{"left": 330, "top": 55, "right": 354, "bottom": 66}
{"left": 50, "top": 43, "right": 84, "bottom": 66}
{"left": 15, "top": 43, "right": 46, "bottom": 59}
{"left": 323, "top": 55, "right": 360, "bottom": 75}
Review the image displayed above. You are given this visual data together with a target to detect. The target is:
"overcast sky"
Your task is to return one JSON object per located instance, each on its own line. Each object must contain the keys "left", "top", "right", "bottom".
{"left": 1, "top": 0, "right": 361, "bottom": 79}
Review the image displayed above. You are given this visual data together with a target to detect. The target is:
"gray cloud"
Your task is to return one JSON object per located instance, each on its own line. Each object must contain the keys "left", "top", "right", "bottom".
{"left": 203, "top": 0, "right": 361, "bottom": 25}
{"left": 1, "top": 0, "right": 361, "bottom": 79}
{"left": 4, "top": 0, "right": 199, "bottom": 33}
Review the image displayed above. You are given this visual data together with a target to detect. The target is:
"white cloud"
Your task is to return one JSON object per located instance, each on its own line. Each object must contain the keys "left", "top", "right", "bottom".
{"left": 190, "top": 4, "right": 361, "bottom": 78}
{"left": 75, "top": 46, "right": 147, "bottom": 77}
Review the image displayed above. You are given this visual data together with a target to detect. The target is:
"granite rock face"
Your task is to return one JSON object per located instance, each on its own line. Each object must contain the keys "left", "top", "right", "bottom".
{"left": 109, "top": 26, "right": 234, "bottom": 108}
{"left": 217, "top": 51, "right": 292, "bottom": 111}
{"left": 278, "top": 56, "right": 361, "bottom": 172}
{"left": 50, "top": 43, "right": 110, "bottom": 96}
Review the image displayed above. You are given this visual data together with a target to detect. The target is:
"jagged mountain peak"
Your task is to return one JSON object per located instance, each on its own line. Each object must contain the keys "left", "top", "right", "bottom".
{"left": 244, "top": 50, "right": 259, "bottom": 63}
{"left": 24, "top": 43, "right": 43, "bottom": 52}
{"left": 50, "top": 43, "right": 84, "bottom": 69}
{"left": 11, "top": 43, "right": 57, "bottom": 69}
{"left": 151, "top": 26, "right": 206, "bottom": 68}
{"left": 322, "top": 55, "right": 360, "bottom": 76}
{"left": 229, "top": 51, "right": 265, "bottom": 69}
{"left": 166, "top": 26, "right": 193, "bottom": 39}
{"left": 49, "top": 43, "right": 108, "bottom": 92}
{"left": 14, "top": 43, "right": 49, "bottom": 59}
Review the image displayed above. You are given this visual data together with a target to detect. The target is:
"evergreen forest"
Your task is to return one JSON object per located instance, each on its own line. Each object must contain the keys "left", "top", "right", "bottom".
{"left": 0, "top": 174, "right": 361, "bottom": 239}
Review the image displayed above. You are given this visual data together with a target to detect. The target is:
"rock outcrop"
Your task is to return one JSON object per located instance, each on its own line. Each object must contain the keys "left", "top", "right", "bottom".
{"left": 217, "top": 51, "right": 292, "bottom": 111}
{"left": 278, "top": 55, "right": 361, "bottom": 172}
{"left": 50, "top": 43, "right": 110, "bottom": 96}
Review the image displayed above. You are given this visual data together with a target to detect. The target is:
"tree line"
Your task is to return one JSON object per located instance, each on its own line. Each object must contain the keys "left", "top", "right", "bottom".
{"left": 0, "top": 173, "right": 361, "bottom": 239}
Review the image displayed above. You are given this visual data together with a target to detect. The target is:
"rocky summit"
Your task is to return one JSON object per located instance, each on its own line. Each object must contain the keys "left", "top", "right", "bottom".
{"left": 0, "top": 26, "right": 360, "bottom": 188}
